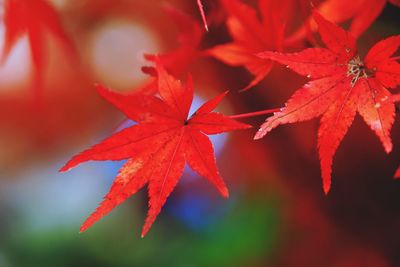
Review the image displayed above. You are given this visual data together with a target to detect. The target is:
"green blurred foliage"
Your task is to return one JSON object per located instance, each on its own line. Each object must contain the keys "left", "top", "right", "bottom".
{"left": 2, "top": 195, "right": 281, "bottom": 267}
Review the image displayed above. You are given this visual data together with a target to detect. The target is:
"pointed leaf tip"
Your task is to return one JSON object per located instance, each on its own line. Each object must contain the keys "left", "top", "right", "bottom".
{"left": 394, "top": 167, "right": 400, "bottom": 179}
{"left": 194, "top": 90, "right": 229, "bottom": 115}
{"left": 221, "top": 187, "right": 229, "bottom": 198}
{"left": 79, "top": 225, "right": 87, "bottom": 233}
{"left": 312, "top": 9, "right": 356, "bottom": 59}
{"left": 59, "top": 165, "right": 69, "bottom": 173}
{"left": 323, "top": 185, "right": 331, "bottom": 195}
{"left": 141, "top": 226, "right": 150, "bottom": 238}
{"left": 385, "top": 144, "right": 393, "bottom": 154}
{"left": 253, "top": 124, "right": 272, "bottom": 140}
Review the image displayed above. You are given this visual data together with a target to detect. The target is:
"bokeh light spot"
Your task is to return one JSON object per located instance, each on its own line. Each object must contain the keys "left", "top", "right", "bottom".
{"left": 88, "top": 19, "right": 160, "bottom": 92}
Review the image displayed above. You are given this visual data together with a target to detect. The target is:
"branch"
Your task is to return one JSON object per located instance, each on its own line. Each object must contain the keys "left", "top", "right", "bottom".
{"left": 229, "top": 108, "right": 281, "bottom": 119}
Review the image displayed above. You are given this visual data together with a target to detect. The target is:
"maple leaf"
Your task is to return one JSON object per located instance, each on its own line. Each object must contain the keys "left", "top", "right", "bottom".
{"left": 207, "top": 0, "right": 292, "bottom": 91}
{"left": 287, "top": 0, "right": 400, "bottom": 43}
{"left": 255, "top": 11, "right": 400, "bottom": 194}
{"left": 60, "top": 60, "right": 251, "bottom": 237}
{"left": 1, "top": 0, "right": 75, "bottom": 102}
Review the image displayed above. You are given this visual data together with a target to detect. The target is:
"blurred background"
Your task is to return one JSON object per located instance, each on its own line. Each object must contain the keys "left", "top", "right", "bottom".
{"left": 0, "top": 0, "right": 400, "bottom": 266}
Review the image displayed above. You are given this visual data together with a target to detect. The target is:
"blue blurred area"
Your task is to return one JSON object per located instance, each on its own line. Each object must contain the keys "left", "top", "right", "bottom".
{"left": 166, "top": 181, "right": 237, "bottom": 232}
{"left": 0, "top": 156, "right": 126, "bottom": 232}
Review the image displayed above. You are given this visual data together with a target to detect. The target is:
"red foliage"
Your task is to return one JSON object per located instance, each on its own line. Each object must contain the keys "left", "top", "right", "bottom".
{"left": 14, "top": 0, "right": 391, "bottom": 242}
{"left": 255, "top": 12, "right": 400, "bottom": 194}
{"left": 288, "top": 0, "right": 400, "bottom": 43}
{"left": 60, "top": 60, "right": 250, "bottom": 236}
{"left": 2, "top": 0, "right": 75, "bottom": 102}
{"left": 207, "top": 0, "right": 290, "bottom": 90}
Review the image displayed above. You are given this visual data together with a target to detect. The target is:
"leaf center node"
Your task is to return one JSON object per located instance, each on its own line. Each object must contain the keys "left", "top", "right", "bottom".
{"left": 347, "top": 56, "right": 369, "bottom": 87}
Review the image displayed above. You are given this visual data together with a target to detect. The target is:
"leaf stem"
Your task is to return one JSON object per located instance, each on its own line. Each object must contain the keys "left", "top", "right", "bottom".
{"left": 197, "top": 0, "right": 209, "bottom": 31}
{"left": 229, "top": 108, "right": 281, "bottom": 119}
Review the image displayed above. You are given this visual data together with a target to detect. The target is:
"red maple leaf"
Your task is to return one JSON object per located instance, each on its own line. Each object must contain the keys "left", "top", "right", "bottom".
{"left": 288, "top": 0, "right": 400, "bottom": 43}
{"left": 60, "top": 60, "right": 251, "bottom": 237}
{"left": 1, "top": 0, "right": 75, "bottom": 101}
{"left": 255, "top": 11, "right": 400, "bottom": 194}
{"left": 207, "top": 0, "right": 292, "bottom": 91}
